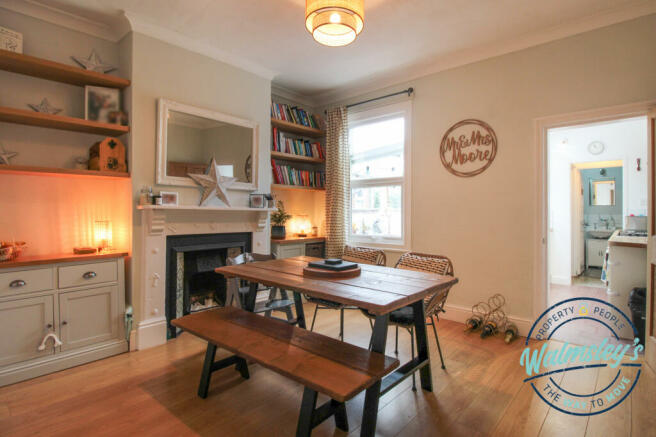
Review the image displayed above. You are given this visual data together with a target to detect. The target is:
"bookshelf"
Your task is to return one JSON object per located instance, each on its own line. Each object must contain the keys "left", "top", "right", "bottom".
{"left": 271, "top": 102, "right": 326, "bottom": 191}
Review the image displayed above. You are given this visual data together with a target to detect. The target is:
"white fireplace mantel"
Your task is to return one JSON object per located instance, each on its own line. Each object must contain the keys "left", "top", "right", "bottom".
{"left": 134, "top": 205, "right": 270, "bottom": 350}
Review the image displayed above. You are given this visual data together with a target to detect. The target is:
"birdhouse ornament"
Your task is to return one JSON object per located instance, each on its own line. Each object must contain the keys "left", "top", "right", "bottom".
{"left": 88, "top": 137, "right": 127, "bottom": 172}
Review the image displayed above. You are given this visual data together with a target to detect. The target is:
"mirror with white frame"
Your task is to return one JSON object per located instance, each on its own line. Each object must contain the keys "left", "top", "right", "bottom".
{"left": 156, "top": 99, "right": 258, "bottom": 190}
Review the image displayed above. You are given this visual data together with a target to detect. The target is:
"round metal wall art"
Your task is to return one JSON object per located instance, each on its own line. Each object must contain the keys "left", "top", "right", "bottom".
{"left": 439, "top": 119, "right": 498, "bottom": 177}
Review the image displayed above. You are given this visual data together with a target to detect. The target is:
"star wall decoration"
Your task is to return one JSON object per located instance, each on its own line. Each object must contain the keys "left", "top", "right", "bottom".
{"left": 0, "top": 144, "right": 17, "bottom": 165}
{"left": 72, "top": 50, "right": 116, "bottom": 73}
{"left": 28, "top": 98, "right": 62, "bottom": 115}
{"left": 188, "top": 157, "right": 237, "bottom": 207}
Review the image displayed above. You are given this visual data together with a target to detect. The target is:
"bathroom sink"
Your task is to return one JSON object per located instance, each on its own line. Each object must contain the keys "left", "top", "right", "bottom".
{"left": 586, "top": 230, "right": 614, "bottom": 239}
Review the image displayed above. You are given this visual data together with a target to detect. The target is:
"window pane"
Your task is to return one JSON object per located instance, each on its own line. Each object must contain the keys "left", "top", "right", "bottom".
{"left": 351, "top": 185, "right": 402, "bottom": 238}
{"left": 349, "top": 117, "right": 404, "bottom": 180}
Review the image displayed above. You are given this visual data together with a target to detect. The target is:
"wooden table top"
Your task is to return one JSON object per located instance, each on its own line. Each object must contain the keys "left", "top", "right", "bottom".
{"left": 216, "top": 256, "right": 458, "bottom": 315}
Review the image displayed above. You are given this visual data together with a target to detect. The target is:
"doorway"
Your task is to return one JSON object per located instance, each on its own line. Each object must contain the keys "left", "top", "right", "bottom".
{"left": 546, "top": 116, "right": 648, "bottom": 345}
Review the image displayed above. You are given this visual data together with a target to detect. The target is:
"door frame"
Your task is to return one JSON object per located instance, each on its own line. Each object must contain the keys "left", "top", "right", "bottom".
{"left": 534, "top": 101, "right": 655, "bottom": 358}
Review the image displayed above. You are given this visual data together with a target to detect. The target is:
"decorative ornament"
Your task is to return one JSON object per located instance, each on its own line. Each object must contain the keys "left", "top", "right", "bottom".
{"left": 28, "top": 98, "right": 62, "bottom": 115}
{"left": 188, "top": 157, "right": 236, "bottom": 207}
{"left": 72, "top": 50, "right": 116, "bottom": 73}
{"left": 0, "top": 143, "right": 17, "bottom": 165}
{"left": 440, "top": 119, "right": 497, "bottom": 177}
{"left": 587, "top": 141, "right": 605, "bottom": 155}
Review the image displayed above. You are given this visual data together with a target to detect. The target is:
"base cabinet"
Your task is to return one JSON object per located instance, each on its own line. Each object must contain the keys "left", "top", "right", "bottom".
{"left": 0, "top": 295, "right": 55, "bottom": 367}
{"left": 0, "top": 257, "right": 127, "bottom": 386}
{"left": 272, "top": 240, "right": 325, "bottom": 260}
{"left": 586, "top": 239, "right": 608, "bottom": 268}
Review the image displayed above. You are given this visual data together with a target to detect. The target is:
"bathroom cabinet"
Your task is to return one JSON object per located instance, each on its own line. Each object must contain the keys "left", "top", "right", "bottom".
{"left": 586, "top": 239, "right": 608, "bottom": 268}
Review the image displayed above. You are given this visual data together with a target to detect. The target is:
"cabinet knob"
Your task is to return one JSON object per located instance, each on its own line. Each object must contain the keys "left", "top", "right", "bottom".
{"left": 61, "top": 321, "right": 68, "bottom": 326}
{"left": 46, "top": 323, "right": 53, "bottom": 329}
{"left": 82, "top": 271, "right": 97, "bottom": 279}
{"left": 9, "top": 279, "right": 26, "bottom": 288}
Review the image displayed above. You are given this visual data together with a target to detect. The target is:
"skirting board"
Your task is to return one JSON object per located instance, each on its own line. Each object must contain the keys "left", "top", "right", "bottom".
{"left": 549, "top": 275, "right": 572, "bottom": 286}
{"left": 135, "top": 316, "right": 168, "bottom": 350}
{"left": 441, "top": 303, "right": 533, "bottom": 338}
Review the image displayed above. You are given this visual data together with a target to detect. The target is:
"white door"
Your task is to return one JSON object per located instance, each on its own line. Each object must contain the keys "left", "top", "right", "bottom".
{"left": 571, "top": 166, "right": 585, "bottom": 275}
{"left": 647, "top": 110, "right": 656, "bottom": 372}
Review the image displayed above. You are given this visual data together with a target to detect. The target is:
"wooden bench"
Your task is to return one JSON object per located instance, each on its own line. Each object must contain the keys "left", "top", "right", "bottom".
{"left": 172, "top": 306, "right": 399, "bottom": 437}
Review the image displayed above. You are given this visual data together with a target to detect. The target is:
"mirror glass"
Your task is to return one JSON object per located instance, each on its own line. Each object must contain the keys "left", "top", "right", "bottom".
{"left": 590, "top": 179, "right": 615, "bottom": 206}
{"left": 162, "top": 108, "right": 255, "bottom": 185}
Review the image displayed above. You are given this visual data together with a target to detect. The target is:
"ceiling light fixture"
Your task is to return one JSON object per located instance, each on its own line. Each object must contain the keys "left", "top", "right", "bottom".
{"left": 305, "top": 0, "right": 364, "bottom": 47}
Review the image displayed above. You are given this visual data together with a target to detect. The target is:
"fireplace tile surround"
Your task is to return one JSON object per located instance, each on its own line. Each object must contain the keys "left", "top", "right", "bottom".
{"left": 135, "top": 207, "right": 269, "bottom": 350}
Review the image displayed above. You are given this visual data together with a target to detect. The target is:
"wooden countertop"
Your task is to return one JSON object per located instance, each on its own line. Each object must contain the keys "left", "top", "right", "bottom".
{"left": 0, "top": 251, "right": 128, "bottom": 269}
{"left": 271, "top": 236, "right": 325, "bottom": 245}
{"left": 608, "top": 230, "right": 648, "bottom": 248}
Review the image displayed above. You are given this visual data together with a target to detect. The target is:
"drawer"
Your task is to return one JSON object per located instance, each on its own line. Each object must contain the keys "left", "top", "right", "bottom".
{"left": 0, "top": 268, "right": 53, "bottom": 297}
{"left": 58, "top": 261, "right": 117, "bottom": 289}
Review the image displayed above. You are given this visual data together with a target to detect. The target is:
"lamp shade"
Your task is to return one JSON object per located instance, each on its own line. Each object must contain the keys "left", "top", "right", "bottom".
{"left": 306, "top": 0, "right": 364, "bottom": 47}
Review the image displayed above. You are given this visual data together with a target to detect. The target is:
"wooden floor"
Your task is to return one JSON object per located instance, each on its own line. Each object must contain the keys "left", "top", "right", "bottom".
{"left": 1, "top": 304, "right": 654, "bottom": 437}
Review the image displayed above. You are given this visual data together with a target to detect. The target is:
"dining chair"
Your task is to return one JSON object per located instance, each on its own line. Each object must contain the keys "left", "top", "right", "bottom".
{"left": 362, "top": 252, "right": 455, "bottom": 390}
{"left": 307, "top": 245, "right": 386, "bottom": 341}
{"left": 226, "top": 252, "right": 295, "bottom": 323}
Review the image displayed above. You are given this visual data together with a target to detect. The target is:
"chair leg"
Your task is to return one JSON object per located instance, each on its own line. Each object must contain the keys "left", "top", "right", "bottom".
{"left": 310, "top": 304, "right": 319, "bottom": 332}
{"left": 339, "top": 308, "right": 345, "bottom": 341}
{"left": 395, "top": 325, "right": 399, "bottom": 354}
{"left": 431, "top": 315, "right": 446, "bottom": 370}
{"left": 410, "top": 327, "right": 416, "bottom": 391}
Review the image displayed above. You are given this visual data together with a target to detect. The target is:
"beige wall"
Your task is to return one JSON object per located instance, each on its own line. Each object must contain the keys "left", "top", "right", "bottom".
{"left": 324, "top": 14, "right": 656, "bottom": 321}
{"left": 129, "top": 32, "right": 272, "bottom": 322}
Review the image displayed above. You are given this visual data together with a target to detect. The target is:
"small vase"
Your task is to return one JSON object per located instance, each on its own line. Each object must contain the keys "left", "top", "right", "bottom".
{"left": 271, "top": 225, "right": 286, "bottom": 240}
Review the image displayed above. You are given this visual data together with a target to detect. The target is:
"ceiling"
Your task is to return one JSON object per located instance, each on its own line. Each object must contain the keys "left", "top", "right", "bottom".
{"left": 12, "top": 0, "right": 656, "bottom": 104}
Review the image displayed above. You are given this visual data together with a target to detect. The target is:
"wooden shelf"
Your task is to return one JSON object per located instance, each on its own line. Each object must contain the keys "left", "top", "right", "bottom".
{"left": 271, "top": 184, "right": 326, "bottom": 192}
{"left": 0, "top": 165, "right": 130, "bottom": 179}
{"left": 0, "top": 106, "right": 129, "bottom": 136}
{"left": 271, "top": 118, "right": 325, "bottom": 138}
{"left": 0, "top": 49, "right": 130, "bottom": 89}
{"left": 270, "top": 151, "right": 325, "bottom": 164}
{"left": 137, "top": 205, "right": 275, "bottom": 212}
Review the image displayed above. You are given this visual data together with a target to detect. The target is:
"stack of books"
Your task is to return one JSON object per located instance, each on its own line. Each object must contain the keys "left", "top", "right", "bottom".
{"left": 271, "top": 160, "right": 326, "bottom": 188}
{"left": 272, "top": 127, "right": 324, "bottom": 159}
{"left": 271, "top": 102, "right": 320, "bottom": 129}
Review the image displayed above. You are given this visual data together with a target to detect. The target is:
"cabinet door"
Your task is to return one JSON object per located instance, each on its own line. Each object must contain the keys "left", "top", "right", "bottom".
{"left": 587, "top": 240, "right": 606, "bottom": 267}
{"left": 277, "top": 244, "right": 305, "bottom": 259}
{"left": 59, "top": 286, "right": 119, "bottom": 351}
{"left": 0, "top": 295, "right": 55, "bottom": 367}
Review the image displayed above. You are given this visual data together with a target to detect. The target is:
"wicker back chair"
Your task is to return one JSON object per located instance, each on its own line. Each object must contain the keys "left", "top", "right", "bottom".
{"left": 307, "top": 245, "right": 386, "bottom": 341}
{"left": 363, "top": 251, "right": 455, "bottom": 390}
{"left": 342, "top": 245, "right": 387, "bottom": 266}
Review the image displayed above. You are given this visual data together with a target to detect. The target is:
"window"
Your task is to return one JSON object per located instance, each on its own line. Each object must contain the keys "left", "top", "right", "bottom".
{"left": 348, "top": 101, "right": 411, "bottom": 248}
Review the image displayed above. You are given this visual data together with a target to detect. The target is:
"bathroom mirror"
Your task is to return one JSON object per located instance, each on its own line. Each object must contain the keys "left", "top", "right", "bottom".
{"left": 590, "top": 179, "right": 615, "bottom": 206}
{"left": 156, "top": 99, "right": 258, "bottom": 190}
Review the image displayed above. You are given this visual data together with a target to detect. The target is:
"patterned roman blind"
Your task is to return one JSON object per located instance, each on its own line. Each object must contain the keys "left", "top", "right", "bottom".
{"left": 325, "top": 107, "right": 350, "bottom": 258}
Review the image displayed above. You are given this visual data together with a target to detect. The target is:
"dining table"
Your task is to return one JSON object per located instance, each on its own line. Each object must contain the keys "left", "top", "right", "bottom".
{"left": 216, "top": 255, "right": 458, "bottom": 437}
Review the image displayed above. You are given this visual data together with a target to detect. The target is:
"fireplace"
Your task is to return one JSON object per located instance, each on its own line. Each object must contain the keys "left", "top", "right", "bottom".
{"left": 166, "top": 232, "right": 251, "bottom": 338}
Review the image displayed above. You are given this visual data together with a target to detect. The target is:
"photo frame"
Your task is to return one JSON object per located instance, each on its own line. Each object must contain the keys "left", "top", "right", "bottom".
{"left": 160, "top": 191, "right": 179, "bottom": 206}
{"left": 85, "top": 86, "right": 120, "bottom": 123}
{"left": 249, "top": 193, "right": 265, "bottom": 208}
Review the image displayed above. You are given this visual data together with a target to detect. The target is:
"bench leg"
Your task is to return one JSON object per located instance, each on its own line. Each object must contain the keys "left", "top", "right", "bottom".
{"left": 293, "top": 291, "right": 306, "bottom": 329}
{"left": 198, "top": 343, "right": 217, "bottom": 399}
{"left": 296, "top": 387, "right": 349, "bottom": 437}
{"left": 361, "top": 314, "right": 389, "bottom": 437}
{"left": 296, "top": 387, "right": 318, "bottom": 437}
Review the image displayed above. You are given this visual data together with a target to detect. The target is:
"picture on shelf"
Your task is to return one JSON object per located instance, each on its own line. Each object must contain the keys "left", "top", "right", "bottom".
{"left": 160, "top": 191, "right": 179, "bottom": 206}
{"left": 249, "top": 193, "right": 265, "bottom": 208}
{"left": 85, "top": 86, "right": 120, "bottom": 123}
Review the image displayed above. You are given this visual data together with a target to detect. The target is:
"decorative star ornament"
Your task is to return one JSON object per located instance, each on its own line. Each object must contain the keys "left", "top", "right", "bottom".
{"left": 72, "top": 50, "right": 116, "bottom": 73}
{"left": 0, "top": 144, "right": 17, "bottom": 165}
{"left": 188, "top": 158, "right": 237, "bottom": 207}
{"left": 28, "top": 98, "right": 62, "bottom": 115}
